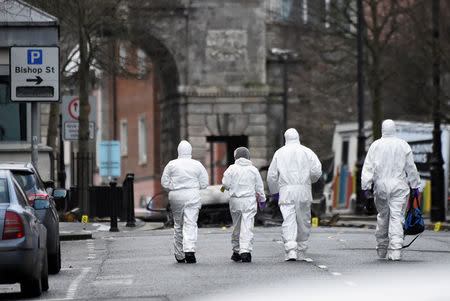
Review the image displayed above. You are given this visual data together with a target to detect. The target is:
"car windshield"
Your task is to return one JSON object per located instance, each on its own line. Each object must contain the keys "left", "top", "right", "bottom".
{"left": 0, "top": 178, "right": 9, "bottom": 203}
{"left": 12, "top": 172, "right": 38, "bottom": 194}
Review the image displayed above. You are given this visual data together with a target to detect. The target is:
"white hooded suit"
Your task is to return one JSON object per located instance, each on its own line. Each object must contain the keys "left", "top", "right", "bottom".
{"left": 222, "top": 157, "right": 266, "bottom": 255}
{"left": 361, "top": 119, "right": 420, "bottom": 260}
{"left": 161, "top": 140, "right": 209, "bottom": 261}
{"left": 267, "top": 129, "right": 322, "bottom": 260}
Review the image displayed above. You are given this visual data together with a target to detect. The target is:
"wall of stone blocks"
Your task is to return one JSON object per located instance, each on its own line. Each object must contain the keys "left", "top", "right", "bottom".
{"left": 185, "top": 93, "right": 269, "bottom": 170}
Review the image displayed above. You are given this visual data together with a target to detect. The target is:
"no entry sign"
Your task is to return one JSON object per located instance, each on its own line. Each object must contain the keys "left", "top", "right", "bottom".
{"left": 62, "top": 95, "right": 96, "bottom": 141}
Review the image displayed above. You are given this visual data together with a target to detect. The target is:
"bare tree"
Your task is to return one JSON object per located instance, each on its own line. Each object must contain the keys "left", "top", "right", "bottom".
{"left": 26, "top": 0, "right": 128, "bottom": 215}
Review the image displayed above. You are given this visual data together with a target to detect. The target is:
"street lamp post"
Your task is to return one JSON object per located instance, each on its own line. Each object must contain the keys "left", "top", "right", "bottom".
{"left": 58, "top": 113, "right": 66, "bottom": 188}
{"left": 282, "top": 54, "right": 289, "bottom": 132}
{"left": 355, "top": 0, "right": 366, "bottom": 215}
{"left": 269, "top": 48, "right": 299, "bottom": 134}
{"left": 430, "top": 0, "right": 446, "bottom": 222}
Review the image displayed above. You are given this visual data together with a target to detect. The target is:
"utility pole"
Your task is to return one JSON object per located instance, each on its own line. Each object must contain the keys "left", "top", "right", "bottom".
{"left": 58, "top": 113, "right": 66, "bottom": 188}
{"left": 282, "top": 53, "right": 288, "bottom": 132}
{"left": 355, "top": 0, "right": 366, "bottom": 214}
{"left": 430, "top": 0, "right": 446, "bottom": 222}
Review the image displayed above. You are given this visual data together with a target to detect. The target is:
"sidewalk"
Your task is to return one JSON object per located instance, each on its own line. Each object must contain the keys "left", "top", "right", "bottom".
{"left": 320, "top": 213, "right": 450, "bottom": 231}
{"left": 59, "top": 219, "right": 165, "bottom": 241}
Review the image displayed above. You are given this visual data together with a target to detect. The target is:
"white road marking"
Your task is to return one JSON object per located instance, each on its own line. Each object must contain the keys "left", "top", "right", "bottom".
{"left": 0, "top": 283, "right": 20, "bottom": 293}
{"left": 345, "top": 281, "right": 357, "bottom": 287}
{"left": 65, "top": 267, "right": 91, "bottom": 300}
{"left": 331, "top": 272, "right": 342, "bottom": 276}
{"left": 93, "top": 274, "right": 134, "bottom": 286}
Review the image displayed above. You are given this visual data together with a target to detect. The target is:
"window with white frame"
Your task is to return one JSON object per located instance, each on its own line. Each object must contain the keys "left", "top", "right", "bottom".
{"left": 137, "top": 49, "right": 147, "bottom": 77}
{"left": 119, "top": 42, "right": 127, "bottom": 69}
{"left": 138, "top": 115, "right": 147, "bottom": 165}
{"left": 120, "top": 119, "right": 128, "bottom": 157}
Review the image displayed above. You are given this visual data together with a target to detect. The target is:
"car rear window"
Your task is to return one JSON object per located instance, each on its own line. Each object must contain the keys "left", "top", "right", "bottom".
{"left": 12, "top": 172, "right": 37, "bottom": 194}
{"left": 0, "top": 178, "right": 9, "bottom": 203}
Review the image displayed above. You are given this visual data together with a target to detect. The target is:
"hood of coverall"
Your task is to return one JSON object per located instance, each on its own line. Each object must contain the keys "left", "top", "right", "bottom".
{"left": 284, "top": 128, "right": 300, "bottom": 145}
{"left": 382, "top": 119, "right": 396, "bottom": 138}
{"left": 177, "top": 140, "right": 192, "bottom": 158}
{"left": 234, "top": 147, "right": 250, "bottom": 160}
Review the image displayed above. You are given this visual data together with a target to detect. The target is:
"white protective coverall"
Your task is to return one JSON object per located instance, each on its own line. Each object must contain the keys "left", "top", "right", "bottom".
{"left": 161, "top": 140, "right": 209, "bottom": 260}
{"left": 361, "top": 119, "right": 420, "bottom": 260}
{"left": 222, "top": 157, "right": 266, "bottom": 254}
{"left": 267, "top": 129, "right": 322, "bottom": 260}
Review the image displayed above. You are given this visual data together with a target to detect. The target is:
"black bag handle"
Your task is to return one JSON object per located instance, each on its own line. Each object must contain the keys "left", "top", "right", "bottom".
{"left": 402, "top": 233, "right": 422, "bottom": 249}
{"left": 407, "top": 191, "right": 421, "bottom": 211}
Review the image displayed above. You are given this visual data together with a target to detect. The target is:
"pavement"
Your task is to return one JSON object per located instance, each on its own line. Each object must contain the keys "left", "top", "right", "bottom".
{"left": 59, "top": 219, "right": 165, "bottom": 241}
{"left": 320, "top": 213, "right": 450, "bottom": 231}
{"left": 58, "top": 213, "right": 450, "bottom": 241}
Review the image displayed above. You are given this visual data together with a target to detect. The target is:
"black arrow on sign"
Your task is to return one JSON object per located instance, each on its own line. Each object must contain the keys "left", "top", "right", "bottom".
{"left": 26, "top": 76, "right": 43, "bottom": 85}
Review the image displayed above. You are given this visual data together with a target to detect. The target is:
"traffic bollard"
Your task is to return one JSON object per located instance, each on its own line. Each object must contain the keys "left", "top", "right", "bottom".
{"left": 125, "top": 173, "right": 136, "bottom": 227}
{"left": 109, "top": 181, "right": 119, "bottom": 232}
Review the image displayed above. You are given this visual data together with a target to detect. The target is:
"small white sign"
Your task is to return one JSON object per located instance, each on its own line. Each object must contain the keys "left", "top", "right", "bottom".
{"left": 62, "top": 96, "right": 96, "bottom": 141}
{"left": 64, "top": 122, "right": 95, "bottom": 141}
{"left": 10, "top": 46, "right": 60, "bottom": 102}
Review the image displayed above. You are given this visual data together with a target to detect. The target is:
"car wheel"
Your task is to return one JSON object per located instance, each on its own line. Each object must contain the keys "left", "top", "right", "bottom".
{"left": 41, "top": 249, "right": 49, "bottom": 291}
{"left": 21, "top": 274, "right": 42, "bottom": 297}
{"left": 49, "top": 241, "right": 61, "bottom": 274}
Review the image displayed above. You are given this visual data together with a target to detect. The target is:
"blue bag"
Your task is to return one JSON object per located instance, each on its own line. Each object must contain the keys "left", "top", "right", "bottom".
{"left": 404, "top": 194, "right": 424, "bottom": 236}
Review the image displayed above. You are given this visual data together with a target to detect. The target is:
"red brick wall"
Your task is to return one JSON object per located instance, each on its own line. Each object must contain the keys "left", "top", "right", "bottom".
{"left": 108, "top": 45, "right": 162, "bottom": 205}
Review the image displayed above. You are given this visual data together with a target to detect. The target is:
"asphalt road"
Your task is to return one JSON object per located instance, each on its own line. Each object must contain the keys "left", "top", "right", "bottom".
{"left": 1, "top": 226, "right": 450, "bottom": 301}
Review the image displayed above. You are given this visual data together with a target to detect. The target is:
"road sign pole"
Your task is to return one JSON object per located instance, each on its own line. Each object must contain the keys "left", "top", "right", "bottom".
{"left": 31, "top": 102, "right": 39, "bottom": 168}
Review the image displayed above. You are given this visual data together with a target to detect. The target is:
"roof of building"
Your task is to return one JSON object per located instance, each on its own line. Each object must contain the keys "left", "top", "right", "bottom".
{"left": 0, "top": 0, "right": 58, "bottom": 26}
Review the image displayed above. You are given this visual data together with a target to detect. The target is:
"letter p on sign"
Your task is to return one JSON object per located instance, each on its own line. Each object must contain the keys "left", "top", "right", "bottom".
{"left": 27, "top": 49, "right": 42, "bottom": 64}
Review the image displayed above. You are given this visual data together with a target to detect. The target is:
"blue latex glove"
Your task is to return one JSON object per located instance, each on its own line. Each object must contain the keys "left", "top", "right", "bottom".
{"left": 258, "top": 201, "right": 266, "bottom": 211}
{"left": 411, "top": 188, "right": 420, "bottom": 198}
{"left": 272, "top": 193, "right": 279, "bottom": 201}
{"left": 363, "top": 190, "right": 370, "bottom": 197}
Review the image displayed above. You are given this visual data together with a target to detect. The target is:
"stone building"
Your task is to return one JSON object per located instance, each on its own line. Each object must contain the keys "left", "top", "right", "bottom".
{"left": 96, "top": 0, "right": 344, "bottom": 208}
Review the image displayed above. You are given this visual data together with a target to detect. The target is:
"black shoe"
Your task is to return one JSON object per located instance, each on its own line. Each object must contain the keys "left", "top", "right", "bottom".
{"left": 185, "top": 252, "right": 196, "bottom": 264}
{"left": 175, "top": 256, "right": 185, "bottom": 263}
{"left": 231, "top": 252, "right": 242, "bottom": 262}
{"left": 241, "top": 252, "right": 251, "bottom": 263}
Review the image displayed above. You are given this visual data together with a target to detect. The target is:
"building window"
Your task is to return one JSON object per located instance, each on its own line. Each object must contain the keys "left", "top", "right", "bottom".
{"left": 138, "top": 115, "right": 147, "bottom": 165}
{"left": 120, "top": 119, "right": 128, "bottom": 157}
{"left": 137, "top": 49, "right": 147, "bottom": 77}
{"left": 281, "top": 0, "right": 293, "bottom": 20}
{"left": 119, "top": 42, "right": 127, "bottom": 69}
{"left": 302, "top": 0, "right": 308, "bottom": 24}
{"left": 0, "top": 77, "right": 27, "bottom": 141}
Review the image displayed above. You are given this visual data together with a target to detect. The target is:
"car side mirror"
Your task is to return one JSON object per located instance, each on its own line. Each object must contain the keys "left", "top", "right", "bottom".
{"left": 44, "top": 180, "right": 55, "bottom": 189}
{"left": 34, "top": 198, "right": 50, "bottom": 210}
{"left": 53, "top": 188, "right": 67, "bottom": 199}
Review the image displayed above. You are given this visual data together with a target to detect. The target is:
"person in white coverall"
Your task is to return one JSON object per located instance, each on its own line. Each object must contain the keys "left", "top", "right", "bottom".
{"left": 361, "top": 119, "right": 420, "bottom": 261}
{"left": 222, "top": 147, "right": 266, "bottom": 263}
{"left": 161, "top": 140, "right": 209, "bottom": 264}
{"left": 267, "top": 128, "right": 322, "bottom": 261}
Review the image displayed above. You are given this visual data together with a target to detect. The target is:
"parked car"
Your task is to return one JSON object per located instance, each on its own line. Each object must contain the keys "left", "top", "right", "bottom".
{"left": 0, "top": 169, "right": 48, "bottom": 297}
{"left": 0, "top": 162, "right": 66, "bottom": 274}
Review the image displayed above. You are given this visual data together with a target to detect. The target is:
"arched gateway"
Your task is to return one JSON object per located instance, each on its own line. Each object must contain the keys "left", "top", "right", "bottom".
{"left": 104, "top": 0, "right": 277, "bottom": 208}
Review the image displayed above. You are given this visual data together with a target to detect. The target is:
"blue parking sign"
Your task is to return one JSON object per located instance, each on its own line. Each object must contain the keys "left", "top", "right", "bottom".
{"left": 27, "top": 49, "right": 42, "bottom": 64}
